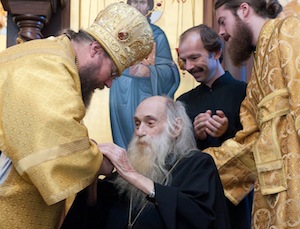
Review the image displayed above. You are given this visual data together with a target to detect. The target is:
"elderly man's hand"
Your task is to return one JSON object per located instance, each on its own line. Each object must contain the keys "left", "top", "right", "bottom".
{"left": 98, "top": 143, "right": 154, "bottom": 196}
{"left": 98, "top": 143, "right": 135, "bottom": 178}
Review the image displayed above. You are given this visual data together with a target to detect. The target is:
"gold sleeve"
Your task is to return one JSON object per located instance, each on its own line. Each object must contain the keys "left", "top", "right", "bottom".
{"left": 1, "top": 38, "right": 103, "bottom": 205}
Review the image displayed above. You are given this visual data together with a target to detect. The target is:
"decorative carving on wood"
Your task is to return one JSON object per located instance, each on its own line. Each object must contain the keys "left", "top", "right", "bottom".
{"left": 14, "top": 14, "right": 46, "bottom": 43}
{"left": 0, "top": 0, "right": 69, "bottom": 45}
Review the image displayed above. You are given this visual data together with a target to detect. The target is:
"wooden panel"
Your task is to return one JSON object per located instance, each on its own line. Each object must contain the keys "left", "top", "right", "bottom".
{"left": 2, "top": 0, "right": 70, "bottom": 46}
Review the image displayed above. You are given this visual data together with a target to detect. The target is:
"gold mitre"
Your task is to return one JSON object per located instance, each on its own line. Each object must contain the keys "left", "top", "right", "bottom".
{"left": 85, "top": 2, "right": 154, "bottom": 75}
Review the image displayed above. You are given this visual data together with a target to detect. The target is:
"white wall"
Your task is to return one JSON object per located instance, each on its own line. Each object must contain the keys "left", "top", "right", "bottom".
{"left": 0, "top": 33, "right": 6, "bottom": 51}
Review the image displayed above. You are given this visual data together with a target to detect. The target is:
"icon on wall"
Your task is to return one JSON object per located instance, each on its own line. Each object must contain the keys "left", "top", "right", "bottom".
{"left": 117, "top": 0, "right": 164, "bottom": 24}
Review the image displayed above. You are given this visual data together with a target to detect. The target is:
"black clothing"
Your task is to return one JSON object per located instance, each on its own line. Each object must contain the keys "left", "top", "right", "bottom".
{"left": 177, "top": 71, "right": 247, "bottom": 150}
{"left": 62, "top": 152, "right": 230, "bottom": 229}
{"left": 177, "top": 72, "right": 252, "bottom": 229}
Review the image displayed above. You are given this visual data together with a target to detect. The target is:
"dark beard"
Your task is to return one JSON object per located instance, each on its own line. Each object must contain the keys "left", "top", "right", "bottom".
{"left": 227, "top": 17, "right": 256, "bottom": 67}
{"left": 78, "top": 64, "right": 104, "bottom": 108}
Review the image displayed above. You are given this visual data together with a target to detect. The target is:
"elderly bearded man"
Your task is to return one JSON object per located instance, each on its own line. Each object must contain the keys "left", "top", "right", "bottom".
{"left": 62, "top": 96, "right": 230, "bottom": 229}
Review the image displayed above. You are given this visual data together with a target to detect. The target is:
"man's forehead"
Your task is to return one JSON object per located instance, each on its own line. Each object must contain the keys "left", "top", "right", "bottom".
{"left": 179, "top": 32, "right": 201, "bottom": 51}
{"left": 216, "top": 5, "right": 231, "bottom": 19}
{"left": 135, "top": 97, "right": 166, "bottom": 118}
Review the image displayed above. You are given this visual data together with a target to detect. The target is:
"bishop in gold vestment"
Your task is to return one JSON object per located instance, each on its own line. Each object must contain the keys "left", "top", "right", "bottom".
{"left": 0, "top": 2, "right": 154, "bottom": 228}
{"left": 206, "top": 16, "right": 300, "bottom": 228}
{"left": 0, "top": 35, "right": 103, "bottom": 228}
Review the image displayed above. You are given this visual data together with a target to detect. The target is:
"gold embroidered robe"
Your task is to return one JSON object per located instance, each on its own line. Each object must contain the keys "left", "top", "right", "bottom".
{"left": 0, "top": 36, "right": 103, "bottom": 228}
{"left": 205, "top": 16, "right": 300, "bottom": 228}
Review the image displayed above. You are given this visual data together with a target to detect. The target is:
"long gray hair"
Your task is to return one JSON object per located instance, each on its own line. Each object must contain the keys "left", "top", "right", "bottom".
{"left": 163, "top": 96, "right": 197, "bottom": 165}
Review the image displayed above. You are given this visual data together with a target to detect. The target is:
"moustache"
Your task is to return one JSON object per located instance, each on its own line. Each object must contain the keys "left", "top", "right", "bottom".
{"left": 189, "top": 67, "right": 204, "bottom": 74}
{"left": 136, "top": 136, "right": 150, "bottom": 145}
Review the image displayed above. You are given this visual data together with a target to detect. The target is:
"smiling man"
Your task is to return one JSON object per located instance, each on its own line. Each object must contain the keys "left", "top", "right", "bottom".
{"left": 177, "top": 24, "right": 247, "bottom": 153}
{"left": 176, "top": 24, "right": 251, "bottom": 229}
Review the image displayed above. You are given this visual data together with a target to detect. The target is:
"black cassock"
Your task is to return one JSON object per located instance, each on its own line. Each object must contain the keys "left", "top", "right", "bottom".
{"left": 177, "top": 72, "right": 252, "bottom": 229}
{"left": 61, "top": 151, "right": 230, "bottom": 229}
{"left": 177, "top": 71, "right": 247, "bottom": 150}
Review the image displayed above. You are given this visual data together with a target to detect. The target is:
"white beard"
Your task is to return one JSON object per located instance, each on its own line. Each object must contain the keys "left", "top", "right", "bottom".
{"left": 113, "top": 130, "right": 174, "bottom": 210}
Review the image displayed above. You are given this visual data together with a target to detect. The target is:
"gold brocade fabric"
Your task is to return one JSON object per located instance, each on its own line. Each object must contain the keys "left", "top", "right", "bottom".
{"left": 0, "top": 36, "right": 103, "bottom": 228}
{"left": 206, "top": 16, "right": 300, "bottom": 228}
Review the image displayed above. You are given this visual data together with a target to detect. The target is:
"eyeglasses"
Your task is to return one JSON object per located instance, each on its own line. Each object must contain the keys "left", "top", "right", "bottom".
{"left": 98, "top": 45, "right": 120, "bottom": 80}
{"left": 110, "top": 59, "right": 120, "bottom": 79}
{"left": 111, "top": 68, "right": 119, "bottom": 79}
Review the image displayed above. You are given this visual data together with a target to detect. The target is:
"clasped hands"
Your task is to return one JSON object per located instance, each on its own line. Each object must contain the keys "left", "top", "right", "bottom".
{"left": 193, "top": 110, "right": 228, "bottom": 140}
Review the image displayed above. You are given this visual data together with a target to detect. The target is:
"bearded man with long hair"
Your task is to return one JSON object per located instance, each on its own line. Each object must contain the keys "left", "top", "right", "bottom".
{"left": 204, "top": 0, "right": 300, "bottom": 228}
{"left": 62, "top": 96, "right": 230, "bottom": 229}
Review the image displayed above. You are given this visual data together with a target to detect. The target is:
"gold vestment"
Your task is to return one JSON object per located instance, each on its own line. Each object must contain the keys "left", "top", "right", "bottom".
{"left": 0, "top": 36, "right": 103, "bottom": 228}
{"left": 206, "top": 16, "right": 300, "bottom": 228}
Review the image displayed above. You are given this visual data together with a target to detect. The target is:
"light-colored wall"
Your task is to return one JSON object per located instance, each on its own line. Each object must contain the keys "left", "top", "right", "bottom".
{"left": 0, "top": 34, "right": 5, "bottom": 51}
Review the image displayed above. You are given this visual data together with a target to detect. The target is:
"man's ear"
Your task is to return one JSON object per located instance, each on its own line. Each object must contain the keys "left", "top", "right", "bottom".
{"left": 173, "top": 117, "right": 183, "bottom": 138}
{"left": 90, "top": 42, "right": 102, "bottom": 57}
{"left": 238, "top": 2, "right": 250, "bottom": 19}
{"left": 213, "top": 49, "right": 222, "bottom": 60}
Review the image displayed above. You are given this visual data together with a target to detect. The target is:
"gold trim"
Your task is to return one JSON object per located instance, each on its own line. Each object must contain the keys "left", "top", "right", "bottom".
{"left": 15, "top": 138, "right": 90, "bottom": 175}
{"left": 257, "top": 88, "right": 289, "bottom": 108}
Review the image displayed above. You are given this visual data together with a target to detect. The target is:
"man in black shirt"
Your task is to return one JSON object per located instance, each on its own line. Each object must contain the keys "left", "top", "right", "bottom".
{"left": 177, "top": 24, "right": 252, "bottom": 229}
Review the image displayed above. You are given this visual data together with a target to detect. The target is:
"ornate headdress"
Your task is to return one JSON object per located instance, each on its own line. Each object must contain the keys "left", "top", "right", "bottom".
{"left": 85, "top": 2, "right": 154, "bottom": 75}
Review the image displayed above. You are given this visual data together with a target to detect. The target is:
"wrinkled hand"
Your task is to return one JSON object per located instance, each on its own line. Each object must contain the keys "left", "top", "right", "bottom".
{"left": 98, "top": 143, "right": 135, "bottom": 180}
{"left": 205, "top": 110, "right": 228, "bottom": 138}
{"left": 193, "top": 110, "right": 212, "bottom": 140}
{"left": 99, "top": 143, "right": 155, "bottom": 196}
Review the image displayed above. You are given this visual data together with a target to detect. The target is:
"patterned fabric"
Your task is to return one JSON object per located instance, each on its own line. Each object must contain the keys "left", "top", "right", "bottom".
{"left": 205, "top": 16, "right": 300, "bottom": 228}
{"left": 0, "top": 35, "right": 103, "bottom": 228}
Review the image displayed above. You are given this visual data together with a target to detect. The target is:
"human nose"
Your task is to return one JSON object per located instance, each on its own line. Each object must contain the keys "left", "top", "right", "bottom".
{"left": 218, "top": 26, "right": 225, "bottom": 38}
{"left": 185, "top": 60, "right": 194, "bottom": 71}
{"left": 136, "top": 123, "right": 147, "bottom": 137}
